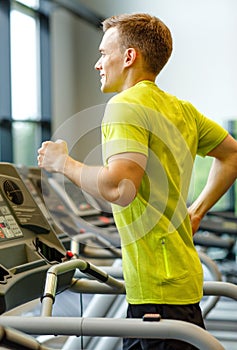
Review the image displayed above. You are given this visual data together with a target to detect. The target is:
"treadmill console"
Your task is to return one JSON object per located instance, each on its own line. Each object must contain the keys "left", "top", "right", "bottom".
{"left": 0, "top": 173, "right": 51, "bottom": 238}
{"left": 0, "top": 163, "right": 74, "bottom": 314}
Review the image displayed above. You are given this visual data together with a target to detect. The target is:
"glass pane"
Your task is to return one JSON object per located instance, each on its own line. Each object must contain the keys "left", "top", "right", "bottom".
{"left": 12, "top": 122, "right": 40, "bottom": 166}
{"left": 10, "top": 9, "right": 40, "bottom": 120}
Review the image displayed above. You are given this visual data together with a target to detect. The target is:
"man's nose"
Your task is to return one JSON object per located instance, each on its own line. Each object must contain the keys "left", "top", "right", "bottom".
{"left": 94, "top": 58, "right": 102, "bottom": 70}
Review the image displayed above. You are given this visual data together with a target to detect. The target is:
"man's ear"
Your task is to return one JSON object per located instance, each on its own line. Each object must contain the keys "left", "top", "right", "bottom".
{"left": 124, "top": 48, "right": 137, "bottom": 67}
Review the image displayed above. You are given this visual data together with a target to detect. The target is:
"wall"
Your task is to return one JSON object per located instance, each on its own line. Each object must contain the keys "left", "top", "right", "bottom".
{"left": 78, "top": 0, "right": 237, "bottom": 122}
{"left": 51, "top": 9, "right": 110, "bottom": 131}
{"left": 51, "top": 0, "right": 237, "bottom": 164}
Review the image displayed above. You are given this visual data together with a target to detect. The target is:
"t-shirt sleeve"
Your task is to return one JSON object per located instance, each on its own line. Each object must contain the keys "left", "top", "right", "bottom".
{"left": 102, "top": 101, "right": 149, "bottom": 164}
{"left": 196, "top": 113, "right": 228, "bottom": 157}
{"left": 180, "top": 101, "right": 228, "bottom": 157}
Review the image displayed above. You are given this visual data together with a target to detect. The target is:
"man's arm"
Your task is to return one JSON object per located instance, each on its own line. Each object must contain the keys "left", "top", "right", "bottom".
{"left": 188, "top": 134, "right": 237, "bottom": 234}
{"left": 37, "top": 140, "right": 147, "bottom": 207}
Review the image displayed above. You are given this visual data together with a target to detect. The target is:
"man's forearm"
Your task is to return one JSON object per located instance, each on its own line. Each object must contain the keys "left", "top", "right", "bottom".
{"left": 189, "top": 157, "right": 237, "bottom": 220}
{"left": 63, "top": 156, "right": 137, "bottom": 207}
{"left": 63, "top": 156, "right": 107, "bottom": 200}
{"left": 38, "top": 141, "right": 145, "bottom": 207}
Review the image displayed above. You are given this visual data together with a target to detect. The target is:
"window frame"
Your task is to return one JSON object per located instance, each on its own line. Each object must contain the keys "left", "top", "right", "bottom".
{"left": 0, "top": 0, "right": 51, "bottom": 164}
{"left": 0, "top": 0, "right": 13, "bottom": 162}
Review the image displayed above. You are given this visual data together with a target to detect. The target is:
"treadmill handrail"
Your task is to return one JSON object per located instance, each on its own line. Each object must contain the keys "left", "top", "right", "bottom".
{"left": 40, "top": 259, "right": 125, "bottom": 316}
{"left": 0, "top": 325, "right": 52, "bottom": 350}
{"left": 0, "top": 316, "right": 225, "bottom": 350}
{"left": 198, "top": 251, "right": 222, "bottom": 318}
{"left": 203, "top": 280, "right": 237, "bottom": 300}
{"left": 41, "top": 259, "right": 237, "bottom": 319}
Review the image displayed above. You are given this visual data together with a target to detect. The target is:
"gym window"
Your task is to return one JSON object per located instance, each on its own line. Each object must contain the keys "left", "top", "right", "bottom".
{"left": 0, "top": 0, "right": 51, "bottom": 165}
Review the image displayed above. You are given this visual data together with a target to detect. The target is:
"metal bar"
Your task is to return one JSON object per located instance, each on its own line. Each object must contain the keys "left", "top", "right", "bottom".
{"left": 71, "top": 294, "right": 121, "bottom": 350}
{"left": 203, "top": 281, "right": 237, "bottom": 300}
{"left": 205, "top": 319, "right": 237, "bottom": 332}
{"left": 40, "top": 259, "right": 125, "bottom": 316}
{"left": 0, "top": 119, "right": 51, "bottom": 125}
{"left": 0, "top": 325, "right": 50, "bottom": 350}
{"left": 39, "top": 4, "right": 52, "bottom": 141}
{"left": 86, "top": 295, "right": 126, "bottom": 350}
{"left": 198, "top": 251, "right": 222, "bottom": 318}
{"left": 69, "top": 278, "right": 124, "bottom": 294}
{"left": 73, "top": 265, "right": 123, "bottom": 280}
{"left": 0, "top": 316, "right": 225, "bottom": 350}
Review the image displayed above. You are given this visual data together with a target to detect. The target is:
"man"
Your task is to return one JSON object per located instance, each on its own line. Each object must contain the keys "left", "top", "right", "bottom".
{"left": 38, "top": 13, "right": 237, "bottom": 349}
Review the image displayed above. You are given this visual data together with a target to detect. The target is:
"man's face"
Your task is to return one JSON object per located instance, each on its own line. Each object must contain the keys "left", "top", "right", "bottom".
{"left": 95, "top": 27, "right": 126, "bottom": 93}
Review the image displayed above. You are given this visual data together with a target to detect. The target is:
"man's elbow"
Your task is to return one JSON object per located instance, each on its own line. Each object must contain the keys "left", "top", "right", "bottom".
{"left": 111, "top": 178, "right": 137, "bottom": 207}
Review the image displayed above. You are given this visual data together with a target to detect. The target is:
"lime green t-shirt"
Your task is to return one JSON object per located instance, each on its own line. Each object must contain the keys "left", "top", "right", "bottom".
{"left": 102, "top": 80, "right": 228, "bottom": 305}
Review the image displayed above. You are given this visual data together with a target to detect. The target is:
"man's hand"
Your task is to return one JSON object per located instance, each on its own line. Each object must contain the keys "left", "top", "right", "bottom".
{"left": 37, "top": 139, "right": 69, "bottom": 173}
{"left": 187, "top": 208, "right": 202, "bottom": 236}
{"left": 187, "top": 134, "right": 237, "bottom": 236}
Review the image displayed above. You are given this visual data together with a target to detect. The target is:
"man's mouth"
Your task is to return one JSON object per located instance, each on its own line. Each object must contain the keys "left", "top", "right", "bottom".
{"left": 100, "top": 74, "right": 105, "bottom": 80}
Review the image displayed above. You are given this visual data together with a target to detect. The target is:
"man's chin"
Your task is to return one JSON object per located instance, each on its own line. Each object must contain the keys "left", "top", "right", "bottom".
{"left": 101, "top": 85, "right": 113, "bottom": 93}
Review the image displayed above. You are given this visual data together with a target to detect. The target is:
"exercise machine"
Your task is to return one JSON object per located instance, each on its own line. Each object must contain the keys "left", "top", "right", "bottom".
{"left": 0, "top": 163, "right": 236, "bottom": 349}
{"left": 0, "top": 163, "right": 75, "bottom": 315}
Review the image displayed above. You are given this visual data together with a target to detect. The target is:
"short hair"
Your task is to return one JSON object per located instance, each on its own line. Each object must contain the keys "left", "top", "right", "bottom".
{"left": 102, "top": 13, "right": 173, "bottom": 76}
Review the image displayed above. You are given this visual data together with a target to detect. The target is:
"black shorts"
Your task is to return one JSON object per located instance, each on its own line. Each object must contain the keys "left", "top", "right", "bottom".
{"left": 123, "top": 303, "right": 205, "bottom": 350}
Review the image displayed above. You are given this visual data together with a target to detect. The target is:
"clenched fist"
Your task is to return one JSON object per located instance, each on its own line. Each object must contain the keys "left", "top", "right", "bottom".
{"left": 37, "top": 139, "right": 69, "bottom": 174}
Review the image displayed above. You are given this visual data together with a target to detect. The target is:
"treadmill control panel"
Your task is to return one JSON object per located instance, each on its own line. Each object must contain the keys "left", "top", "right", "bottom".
{"left": 0, "top": 168, "right": 51, "bottom": 236}
{"left": 0, "top": 211, "right": 23, "bottom": 240}
{"left": 0, "top": 163, "right": 74, "bottom": 314}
